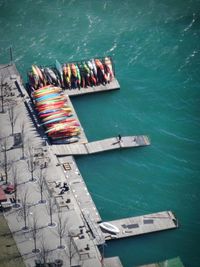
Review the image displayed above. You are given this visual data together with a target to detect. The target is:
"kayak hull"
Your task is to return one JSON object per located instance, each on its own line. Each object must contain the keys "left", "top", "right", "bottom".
{"left": 99, "top": 222, "right": 120, "bottom": 234}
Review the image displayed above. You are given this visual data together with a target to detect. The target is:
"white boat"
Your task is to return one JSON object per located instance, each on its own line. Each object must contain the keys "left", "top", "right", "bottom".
{"left": 99, "top": 222, "right": 120, "bottom": 234}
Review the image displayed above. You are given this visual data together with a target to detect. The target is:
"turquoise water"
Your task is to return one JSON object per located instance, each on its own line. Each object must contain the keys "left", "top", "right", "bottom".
{"left": 1, "top": 1, "right": 200, "bottom": 266}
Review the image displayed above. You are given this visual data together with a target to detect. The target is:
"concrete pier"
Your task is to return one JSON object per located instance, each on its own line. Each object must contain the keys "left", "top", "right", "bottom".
{"left": 0, "top": 63, "right": 178, "bottom": 267}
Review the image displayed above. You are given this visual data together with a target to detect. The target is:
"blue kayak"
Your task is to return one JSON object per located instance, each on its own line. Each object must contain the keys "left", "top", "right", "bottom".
{"left": 56, "top": 59, "right": 64, "bottom": 84}
{"left": 38, "top": 108, "right": 61, "bottom": 115}
{"left": 35, "top": 93, "right": 60, "bottom": 102}
{"left": 41, "top": 116, "right": 67, "bottom": 125}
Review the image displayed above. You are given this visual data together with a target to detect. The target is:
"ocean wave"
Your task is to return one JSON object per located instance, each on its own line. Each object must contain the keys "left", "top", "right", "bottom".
{"left": 29, "top": 41, "right": 37, "bottom": 48}
{"left": 151, "top": 146, "right": 200, "bottom": 172}
{"left": 38, "top": 35, "right": 48, "bottom": 44}
{"left": 106, "top": 42, "right": 117, "bottom": 53}
{"left": 183, "top": 13, "right": 196, "bottom": 33}
{"left": 103, "top": 1, "right": 107, "bottom": 10}
{"left": 67, "top": 0, "right": 76, "bottom": 7}
{"left": 178, "top": 49, "right": 198, "bottom": 71}
{"left": 14, "top": 55, "right": 24, "bottom": 63}
{"left": 87, "top": 14, "right": 93, "bottom": 29}
{"left": 159, "top": 128, "right": 199, "bottom": 143}
{"left": 91, "top": 191, "right": 151, "bottom": 214}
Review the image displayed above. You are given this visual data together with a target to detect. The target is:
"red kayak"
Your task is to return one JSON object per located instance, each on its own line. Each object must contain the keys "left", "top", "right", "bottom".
{"left": 36, "top": 102, "right": 66, "bottom": 111}
{"left": 39, "top": 109, "right": 71, "bottom": 118}
{"left": 48, "top": 130, "right": 80, "bottom": 137}
{"left": 35, "top": 98, "right": 65, "bottom": 106}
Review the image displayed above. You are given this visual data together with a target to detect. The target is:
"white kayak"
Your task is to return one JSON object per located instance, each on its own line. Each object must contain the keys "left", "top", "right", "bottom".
{"left": 99, "top": 222, "right": 120, "bottom": 234}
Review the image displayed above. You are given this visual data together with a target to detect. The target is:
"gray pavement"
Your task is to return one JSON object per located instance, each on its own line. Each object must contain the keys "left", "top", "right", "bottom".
{"left": 0, "top": 64, "right": 123, "bottom": 267}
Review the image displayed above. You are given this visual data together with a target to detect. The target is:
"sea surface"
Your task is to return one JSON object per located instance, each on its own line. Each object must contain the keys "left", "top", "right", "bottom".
{"left": 0, "top": 1, "right": 200, "bottom": 266}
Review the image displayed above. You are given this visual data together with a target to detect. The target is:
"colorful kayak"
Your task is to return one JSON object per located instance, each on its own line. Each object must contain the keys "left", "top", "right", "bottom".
{"left": 76, "top": 64, "right": 81, "bottom": 86}
{"left": 28, "top": 57, "right": 115, "bottom": 141}
{"left": 29, "top": 56, "right": 116, "bottom": 90}
{"left": 32, "top": 65, "right": 39, "bottom": 78}
{"left": 37, "top": 102, "right": 68, "bottom": 109}
{"left": 91, "top": 59, "right": 97, "bottom": 77}
{"left": 41, "top": 116, "right": 69, "bottom": 125}
{"left": 35, "top": 97, "right": 65, "bottom": 105}
{"left": 95, "top": 59, "right": 108, "bottom": 82}
{"left": 38, "top": 107, "right": 71, "bottom": 115}
{"left": 45, "top": 68, "right": 58, "bottom": 83}
{"left": 48, "top": 130, "right": 80, "bottom": 138}
{"left": 47, "top": 126, "right": 80, "bottom": 135}
{"left": 33, "top": 88, "right": 62, "bottom": 97}
{"left": 42, "top": 112, "right": 70, "bottom": 122}
{"left": 44, "top": 117, "right": 75, "bottom": 129}
{"left": 45, "top": 121, "right": 79, "bottom": 133}
{"left": 37, "top": 106, "right": 68, "bottom": 113}
{"left": 71, "top": 63, "right": 77, "bottom": 77}
{"left": 39, "top": 109, "right": 70, "bottom": 118}
{"left": 35, "top": 99, "right": 65, "bottom": 106}
{"left": 34, "top": 65, "right": 45, "bottom": 83}
{"left": 35, "top": 93, "right": 60, "bottom": 102}
{"left": 104, "top": 57, "right": 114, "bottom": 81}
{"left": 56, "top": 60, "right": 64, "bottom": 85}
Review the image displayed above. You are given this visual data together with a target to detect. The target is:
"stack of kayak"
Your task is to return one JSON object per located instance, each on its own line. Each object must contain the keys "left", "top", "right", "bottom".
{"left": 32, "top": 85, "right": 80, "bottom": 144}
{"left": 28, "top": 57, "right": 115, "bottom": 90}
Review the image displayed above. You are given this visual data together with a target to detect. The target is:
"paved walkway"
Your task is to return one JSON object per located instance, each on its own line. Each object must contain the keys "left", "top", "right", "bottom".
{"left": 0, "top": 64, "right": 122, "bottom": 267}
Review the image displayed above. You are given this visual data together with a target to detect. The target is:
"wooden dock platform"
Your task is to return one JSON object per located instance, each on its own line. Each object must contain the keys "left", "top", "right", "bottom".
{"left": 65, "top": 78, "right": 120, "bottom": 97}
{"left": 136, "top": 257, "right": 185, "bottom": 267}
{"left": 100, "top": 211, "right": 178, "bottom": 242}
{"left": 71, "top": 210, "right": 178, "bottom": 246}
{"left": 104, "top": 257, "right": 123, "bottom": 267}
{"left": 53, "top": 135, "right": 150, "bottom": 156}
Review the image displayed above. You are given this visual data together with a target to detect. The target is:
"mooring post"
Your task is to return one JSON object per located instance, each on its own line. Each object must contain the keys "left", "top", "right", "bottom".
{"left": 9, "top": 46, "right": 13, "bottom": 64}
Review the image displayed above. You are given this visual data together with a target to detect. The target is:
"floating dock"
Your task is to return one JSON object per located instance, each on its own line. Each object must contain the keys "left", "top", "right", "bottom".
{"left": 102, "top": 211, "right": 178, "bottom": 242}
{"left": 80, "top": 210, "right": 178, "bottom": 245}
{"left": 52, "top": 135, "right": 150, "bottom": 156}
{"left": 137, "top": 257, "right": 185, "bottom": 267}
{"left": 103, "top": 257, "right": 123, "bottom": 267}
{"left": 65, "top": 78, "right": 120, "bottom": 97}
{"left": 71, "top": 211, "right": 178, "bottom": 245}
